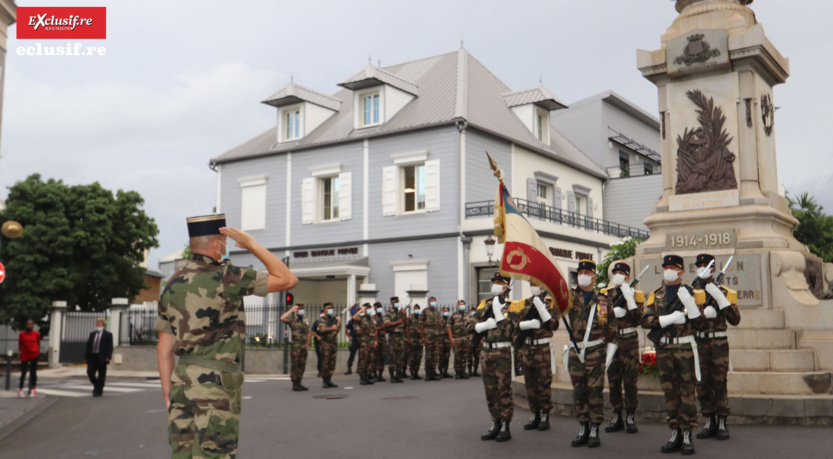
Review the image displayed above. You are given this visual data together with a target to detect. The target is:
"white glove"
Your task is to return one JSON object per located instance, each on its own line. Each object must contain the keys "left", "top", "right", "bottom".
{"left": 705, "top": 283, "right": 732, "bottom": 309}
{"left": 698, "top": 267, "right": 713, "bottom": 280}
{"left": 605, "top": 343, "right": 618, "bottom": 372}
{"left": 687, "top": 304, "right": 701, "bottom": 319}
{"left": 703, "top": 306, "right": 718, "bottom": 319}
{"left": 491, "top": 296, "right": 505, "bottom": 322}
{"left": 659, "top": 311, "right": 686, "bottom": 328}
{"left": 621, "top": 283, "right": 638, "bottom": 311}
{"left": 519, "top": 319, "right": 541, "bottom": 331}
{"left": 614, "top": 307, "right": 627, "bottom": 319}
{"left": 475, "top": 318, "right": 497, "bottom": 333}
{"left": 678, "top": 287, "right": 697, "bottom": 311}
{"left": 532, "top": 296, "right": 553, "bottom": 323}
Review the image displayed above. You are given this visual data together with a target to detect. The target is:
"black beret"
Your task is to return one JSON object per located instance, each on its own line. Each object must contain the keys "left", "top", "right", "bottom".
{"left": 662, "top": 255, "right": 685, "bottom": 270}
{"left": 187, "top": 214, "right": 226, "bottom": 238}
{"left": 491, "top": 271, "right": 511, "bottom": 283}
{"left": 695, "top": 254, "right": 715, "bottom": 266}
{"left": 390, "top": 296, "right": 399, "bottom": 303}
{"left": 578, "top": 259, "right": 596, "bottom": 272}
{"left": 612, "top": 262, "right": 631, "bottom": 275}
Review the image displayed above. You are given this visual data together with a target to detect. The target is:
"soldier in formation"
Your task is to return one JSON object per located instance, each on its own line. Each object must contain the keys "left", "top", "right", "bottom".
{"left": 353, "top": 303, "right": 379, "bottom": 385}
{"left": 318, "top": 302, "right": 341, "bottom": 389}
{"left": 280, "top": 303, "right": 311, "bottom": 392}
{"left": 448, "top": 300, "right": 472, "bottom": 379}
{"left": 421, "top": 297, "right": 443, "bottom": 381}
{"left": 468, "top": 307, "right": 481, "bottom": 377}
{"left": 438, "top": 305, "right": 453, "bottom": 378}
{"left": 407, "top": 304, "right": 424, "bottom": 380}
{"left": 384, "top": 296, "right": 407, "bottom": 383}
{"left": 373, "top": 302, "right": 387, "bottom": 382}
{"left": 515, "top": 284, "right": 558, "bottom": 432}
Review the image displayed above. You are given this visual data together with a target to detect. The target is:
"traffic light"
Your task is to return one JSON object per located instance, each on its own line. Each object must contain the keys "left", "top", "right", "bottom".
{"left": 285, "top": 292, "right": 294, "bottom": 306}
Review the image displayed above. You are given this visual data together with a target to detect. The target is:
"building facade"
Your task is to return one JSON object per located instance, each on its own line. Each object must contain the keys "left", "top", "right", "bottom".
{"left": 211, "top": 49, "right": 648, "bottom": 307}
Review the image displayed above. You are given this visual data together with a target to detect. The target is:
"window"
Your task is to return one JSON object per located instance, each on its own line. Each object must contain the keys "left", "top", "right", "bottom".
{"left": 403, "top": 164, "right": 426, "bottom": 212}
{"left": 644, "top": 163, "right": 654, "bottom": 175}
{"left": 535, "top": 109, "right": 549, "bottom": 142}
{"left": 283, "top": 107, "right": 302, "bottom": 141}
{"left": 575, "top": 195, "right": 583, "bottom": 216}
{"left": 619, "top": 151, "right": 630, "bottom": 177}
{"left": 321, "top": 176, "right": 340, "bottom": 221}
{"left": 361, "top": 92, "right": 381, "bottom": 126}
{"left": 240, "top": 176, "right": 267, "bottom": 230}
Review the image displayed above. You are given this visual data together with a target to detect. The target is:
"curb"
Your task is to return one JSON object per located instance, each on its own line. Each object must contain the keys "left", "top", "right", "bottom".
{"left": 0, "top": 397, "right": 57, "bottom": 442}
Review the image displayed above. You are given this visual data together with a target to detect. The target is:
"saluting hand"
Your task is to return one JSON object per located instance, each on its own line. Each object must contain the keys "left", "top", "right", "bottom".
{"left": 220, "top": 226, "right": 257, "bottom": 251}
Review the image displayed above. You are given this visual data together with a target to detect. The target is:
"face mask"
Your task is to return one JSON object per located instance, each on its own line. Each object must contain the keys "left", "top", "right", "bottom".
{"left": 327, "top": 309, "right": 334, "bottom": 316}
{"left": 663, "top": 269, "right": 680, "bottom": 283}
{"left": 393, "top": 302, "right": 400, "bottom": 310}
{"left": 530, "top": 286, "right": 542, "bottom": 296}
{"left": 459, "top": 305, "right": 467, "bottom": 311}
{"left": 429, "top": 301, "right": 437, "bottom": 308}
{"left": 612, "top": 274, "right": 626, "bottom": 287}
{"left": 577, "top": 274, "right": 593, "bottom": 288}
{"left": 217, "top": 240, "right": 229, "bottom": 261}
{"left": 96, "top": 326, "right": 104, "bottom": 332}
{"left": 413, "top": 309, "right": 420, "bottom": 315}
{"left": 443, "top": 312, "right": 450, "bottom": 317}
{"left": 697, "top": 266, "right": 713, "bottom": 279}
{"left": 470, "top": 311, "right": 476, "bottom": 316}
{"left": 491, "top": 284, "right": 506, "bottom": 295}
{"left": 298, "top": 310, "right": 305, "bottom": 317}
{"left": 376, "top": 307, "right": 383, "bottom": 314}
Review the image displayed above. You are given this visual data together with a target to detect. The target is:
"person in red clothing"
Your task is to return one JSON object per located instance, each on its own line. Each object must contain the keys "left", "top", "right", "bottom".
{"left": 18, "top": 320, "right": 41, "bottom": 398}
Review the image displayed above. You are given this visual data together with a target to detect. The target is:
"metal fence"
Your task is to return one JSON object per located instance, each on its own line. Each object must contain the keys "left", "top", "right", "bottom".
{"left": 465, "top": 199, "right": 650, "bottom": 240}
{"left": 60, "top": 310, "right": 109, "bottom": 363}
{"left": 123, "top": 308, "right": 159, "bottom": 346}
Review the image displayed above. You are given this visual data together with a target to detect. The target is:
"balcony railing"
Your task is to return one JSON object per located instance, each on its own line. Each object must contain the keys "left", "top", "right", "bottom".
{"left": 465, "top": 199, "right": 650, "bottom": 240}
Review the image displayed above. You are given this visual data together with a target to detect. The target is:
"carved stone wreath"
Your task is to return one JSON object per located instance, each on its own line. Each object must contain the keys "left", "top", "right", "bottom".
{"left": 761, "top": 94, "right": 775, "bottom": 136}
{"left": 674, "top": 34, "right": 721, "bottom": 66}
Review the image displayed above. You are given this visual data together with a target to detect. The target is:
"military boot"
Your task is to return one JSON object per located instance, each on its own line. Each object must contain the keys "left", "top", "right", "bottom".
{"left": 344, "top": 368, "right": 353, "bottom": 375}
{"left": 461, "top": 370, "right": 470, "bottom": 379}
{"left": 472, "top": 366, "right": 481, "bottom": 377}
{"left": 587, "top": 423, "right": 601, "bottom": 448}
{"left": 625, "top": 410, "right": 638, "bottom": 433}
{"left": 443, "top": 369, "right": 452, "bottom": 379}
{"left": 538, "top": 412, "right": 550, "bottom": 431}
{"left": 605, "top": 410, "right": 624, "bottom": 433}
{"left": 681, "top": 429, "right": 695, "bottom": 455}
{"left": 325, "top": 378, "right": 338, "bottom": 388}
{"left": 359, "top": 375, "right": 370, "bottom": 385}
{"left": 523, "top": 412, "right": 540, "bottom": 430}
{"left": 467, "top": 366, "right": 473, "bottom": 377}
{"left": 480, "top": 420, "right": 501, "bottom": 441}
{"left": 697, "top": 414, "right": 717, "bottom": 439}
{"left": 291, "top": 379, "right": 303, "bottom": 392}
{"left": 661, "top": 428, "right": 682, "bottom": 453}
{"left": 455, "top": 371, "right": 462, "bottom": 380}
{"left": 298, "top": 380, "right": 309, "bottom": 391}
{"left": 410, "top": 371, "right": 418, "bottom": 380}
{"left": 496, "top": 421, "right": 511, "bottom": 442}
{"left": 571, "top": 422, "right": 590, "bottom": 447}
{"left": 376, "top": 371, "right": 386, "bottom": 382}
{"left": 716, "top": 415, "right": 730, "bottom": 440}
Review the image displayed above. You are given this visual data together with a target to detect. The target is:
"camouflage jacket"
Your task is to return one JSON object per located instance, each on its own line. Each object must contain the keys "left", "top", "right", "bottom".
{"left": 287, "top": 313, "right": 310, "bottom": 347}
{"left": 420, "top": 306, "right": 443, "bottom": 337}
{"left": 384, "top": 309, "right": 406, "bottom": 336}
{"left": 698, "top": 285, "right": 741, "bottom": 333}
{"left": 406, "top": 313, "right": 421, "bottom": 342}
{"left": 357, "top": 314, "right": 377, "bottom": 343}
{"left": 475, "top": 298, "right": 516, "bottom": 345}
{"left": 600, "top": 287, "right": 644, "bottom": 331}
{"left": 641, "top": 282, "right": 706, "bottom": 339}
{"left": 439, "top": 316, "right": 451, "bottom": 341}
{"left": 448, "top": 311, "right": 472, "bottom": 339}
{"left": 514, "top": 295, "right": 559, "bottom": 341}
{"left": 565, "top": 286, "right": 618, "bottom": 346}
{"left": 319, "top": 315, "right": 340, "bottom": 346}
{"left": 156, "top": 254, "right": 268, "bottom": 365}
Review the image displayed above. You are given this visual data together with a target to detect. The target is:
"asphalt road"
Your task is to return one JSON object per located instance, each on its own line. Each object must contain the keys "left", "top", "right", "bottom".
{"left": 0, "top": 374, "right": 830, "bottom": 458}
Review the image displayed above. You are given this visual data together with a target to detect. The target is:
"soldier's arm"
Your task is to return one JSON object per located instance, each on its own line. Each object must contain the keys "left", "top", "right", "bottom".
{"left": 280, "top": 306, "right": 298, "bottom": 324}
{"left": 220, "top": 226, "right": 298, "bottom": 293}
{"left": 156, "top": 332, "right": 175, "bottom": 409}
{"left": 641, "top": 293, "right": 660, "bottom": 329}
{"left": 627, "top": 291, "right": 645, "bottom": 322}
{"left": 720, "top": 288, "right": 741, "bottom": 326}
{"left": 603, "top": 296, "right": 618, "bottom": 345}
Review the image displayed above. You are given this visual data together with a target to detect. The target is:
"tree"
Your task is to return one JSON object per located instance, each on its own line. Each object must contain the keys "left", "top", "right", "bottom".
{"left": 787, "top": 191, "right": 833, "bottom": 263}
{"left": 0, "top": 174, "right": 159, "bottom": 329}
{"left": 596, "top": 236, "right": 642, "bottom": 289}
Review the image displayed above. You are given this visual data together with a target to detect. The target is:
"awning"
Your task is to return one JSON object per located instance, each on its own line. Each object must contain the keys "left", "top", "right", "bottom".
{"left": 290, "top": 257, "right": 370, "bottom": 277}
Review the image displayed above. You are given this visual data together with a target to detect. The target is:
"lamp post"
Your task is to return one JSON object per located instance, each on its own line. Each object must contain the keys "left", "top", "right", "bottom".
{"left": 484, "top": 235, "right": 496, "bottom": 267}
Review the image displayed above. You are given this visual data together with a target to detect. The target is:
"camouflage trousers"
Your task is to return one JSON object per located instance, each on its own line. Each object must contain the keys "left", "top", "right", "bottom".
{"left": 424, "top": 335, "right": 440, "bottom": 374}
{"left": 168, "top": 364, "right": 241, "bottom": 459}
{"left": 407, "top": 340, "right": 423, "bottom": 374}
{"left": 452, "top": 337, "right": 470, "bottom": 374}
{"left": 290, "top": 344, "right": 308, "bottom": 381}
{"left": 468, "top": 340, "right": 480, "bottom": 371}
{"left": 568, "top": 344, "right": 606, "bottom": 423}
{"left": 375, "top": 337, "right": 387, "bottom": 374}
{"left": 522, "top": 343, "right": 553, "bottom": 414}
{"left": 658, "top": 343, "right": 699, "bottom": 431}
{"left": 319, "top": 341, "right": 337, "bottom": 379}
{"left": 387, "top": 335, "right": 406, "bottom": 375}
{"left": 482, "top": 346, "right": 514, "bottom": 421}
{"left": 358, "top": 339, "right": 376, "bottom": 378}
{"left": 606, "top": 333, "right": 639, "bottom": 411}
{"left": 438, "top": 337, "right": 451, "bottom": 373}
{"left": 696, "top": 337, "right": 731, "bottom": 416}
{"left": 514, "top": 346, "right": 524, "bottom": 374}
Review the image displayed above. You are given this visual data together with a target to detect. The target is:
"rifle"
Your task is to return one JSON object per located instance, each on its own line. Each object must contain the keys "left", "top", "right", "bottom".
{"left": 697, "top": 256, "right": 734, "bottom": 306}
{"left": 471, "top": 289, "right": 510, "bottom": 350}
{"left": 610, "top": 265, "right": 651, "bottom": 310}
{"left": 513, "top": 295, "right": 543, "bottom": 349}
{"left": 646, "top": 281, "right": 697, "bottom": 346}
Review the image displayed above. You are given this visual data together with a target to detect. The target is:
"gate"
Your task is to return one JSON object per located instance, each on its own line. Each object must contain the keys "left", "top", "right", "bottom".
{"left": 60, "top": 311, "right": 107, "bottom": 363}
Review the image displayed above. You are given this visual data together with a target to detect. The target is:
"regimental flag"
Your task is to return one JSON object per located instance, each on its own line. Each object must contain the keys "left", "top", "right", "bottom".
{"left": 494, "top": 181, "right": 571, "bottom": 317}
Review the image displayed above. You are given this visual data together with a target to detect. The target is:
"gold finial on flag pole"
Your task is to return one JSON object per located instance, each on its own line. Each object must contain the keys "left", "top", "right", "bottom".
{"left": 485, "top": 151, "right": 503, "bottom": 182}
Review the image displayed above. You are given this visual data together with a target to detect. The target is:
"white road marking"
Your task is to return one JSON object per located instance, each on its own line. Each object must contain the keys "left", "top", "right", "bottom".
{"left": 62, "top": 385, "right": 141, "bottom": 393}
{"left": 37, "top": 388, "right": 89, "bottom": 398}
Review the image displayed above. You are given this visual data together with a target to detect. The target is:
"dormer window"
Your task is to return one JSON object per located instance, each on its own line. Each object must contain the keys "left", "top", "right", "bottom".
{"left": 361, "top": 91, "right": 382, "bottom": 127}
{"left": 339, "top": 64, "right": 418, "bottom": 130}
{"left": 535, "top": 108, "right": 550, "bottom": 143}
{"left": 261, "top": 81, "right": 341, "bottom": 144}
{"left": 503, "top": 85, "right": 566, "bottom": 144}
{"left": 284, "top": 106, "right": 302, "bottom": 141}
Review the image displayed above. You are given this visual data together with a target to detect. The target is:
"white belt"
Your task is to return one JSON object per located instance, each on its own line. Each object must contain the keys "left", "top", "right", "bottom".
{"left": 573, "top": 338, "right": 604, "bottom": 351}
{"left": 483, "top": 341, "right": 512, "bottom": 350}
{"left": 658, "top": 335, "right": 701, "bottom": 382}
{"left": 618, "top": 327, "right": 637, "bottom": 336}
{"left": 525, "top": 337, "right": 551, "bottom": 346}
{"left": 696, "top": 331, "right": 727, "bottom": 339}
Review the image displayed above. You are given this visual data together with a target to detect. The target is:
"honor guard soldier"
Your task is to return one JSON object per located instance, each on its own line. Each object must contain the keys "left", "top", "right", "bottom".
{"left": 566, "top": 259, "right": 618, "bottom": 448}
{"left": 383, "top": 297, "right": 407, "bottom": 383}
{"left": 448, "top": 300, "right": 472, "bottom": 379}
{"left": 157, "top": 215, "right": 297, "bottom": 458}
{"left": 468, "top": 308, "right": 481, "bottom": 377}
{"left": 475, "top": 272, "right": 516, "bottom": 442}
{"left": 438, "top": 306, "right": 453, "bottom": 378}
{"left": 515, "top": 283, "right": 559, "bottom": 431}
{"left": 407, "top": 304, "right": 424, "bottom": 380}
{"left": 280, "top": 303, "right": 311, "bottom": 391}
{"left": 692, "top": 254, "right": 740, "bottom": 441}
{"left": 319, "top": 302, "right": 341, "bottom": 388}
{"left": 353, "top": 303, "right": 378, "bottom": 385}
{"left": 420, "top": 297, "right": 444, "bottom": 381}
{"left": 344, "top": 303, "right": 361, "bottom": 375}
{"left": 642, "top": 254, "right": 706, "bottom": 455}
{"left": 373, "top": 302, "right": 388, "bottom": 382}
{"left": 603, "top": 262, "right": 644, "bottom": 434}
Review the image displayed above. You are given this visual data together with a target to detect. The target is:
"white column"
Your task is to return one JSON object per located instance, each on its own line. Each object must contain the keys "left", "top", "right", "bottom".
{"left": 110, "top": 298, "right": 129, "bottom": 347}
{"left": 49, "top": 301, "right": 67, "bottom": 368}
{"left": 347, "top": 274, "right": 357, "bottom": 306}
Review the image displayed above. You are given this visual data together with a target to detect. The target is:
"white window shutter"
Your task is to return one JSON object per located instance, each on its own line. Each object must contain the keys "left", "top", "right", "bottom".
{"left": 424, "top": 159, "right": 441, "bottom": 212}
{"left": 567, "top": 190, "right": 576, "bottom": 213}
{"left": 338, "top": 171, "right": 352, "bottom": 221}
{"left": 241, "top": 184, "right": 266, "bottom": 230}
{"left": 587, "top": 196, "right": 594, "bottom": 218}
{"left": 301, "top": 177, "right": 316, "bottom": 224}
{"left": 382, "top": 166, "right": 398, "bottom": 216}
{"left": 554, "top": 186, "right": 562, "bottom": 209}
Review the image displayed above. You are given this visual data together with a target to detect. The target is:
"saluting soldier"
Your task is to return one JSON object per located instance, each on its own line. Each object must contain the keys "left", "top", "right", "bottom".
{"left": 448, "top": 300, "right": 472, "bottom": 379}
{"left": 318, "top": 302, "right": 341, "bottom": 389}
{"left": 353, "top": 303, "right": 378, "bottom": 385}
{"left": 467, "top": 308, "right": 481, "bottom": 377}
{"left": 420, "top": 297, "right": 443, "bottom": 381}
{"left": 384, "top": 297, "right": 407, "bottom": 383}
{"left": 475, "top": 272, "right": 516, "bottom": 442}
{"left": 156, "top": 216, "right": 297, "bottom": 458}
{"left": 438, "top": 305, "right": 453, "bottom": 378}
{"left": 692, "top": 254, "right": 741, "bottom": 441}
{"left": 603, "top": 262, "right": 644, "bottom": 434}
{"left": 373, "top": 302, "right": 388, "bottom": 382}
{"left": 406, "top": 304, "right": 424, "bottom": 380}
{"left": 565, "top": 259, "right": 618, "bottom": 448}
{"left": 642, "top": 254, "right": 706, "bottom": 455}
{"left": 280, "top": 303, "right": 311, "bottom": 392}
{"left": 515, "top": 283, "right": 558, "bottom": 432}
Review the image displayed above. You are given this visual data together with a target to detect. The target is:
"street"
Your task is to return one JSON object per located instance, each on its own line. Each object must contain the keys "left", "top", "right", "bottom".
{"left": 0, "top": 374, "right": 830, "bottom": 458}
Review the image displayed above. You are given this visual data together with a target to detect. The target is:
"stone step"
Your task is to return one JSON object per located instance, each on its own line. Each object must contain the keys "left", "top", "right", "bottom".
{"left": 731, "top": 349, "right": 817, "bottom": 372}
{"left": 727, "top": 371, "right": 832, "bottom": 396}
{"left": 726, "top": 328, "right": 796, "bottom": 349}
{"left": 736, "top": 308, "right": 785, "bottom": 329}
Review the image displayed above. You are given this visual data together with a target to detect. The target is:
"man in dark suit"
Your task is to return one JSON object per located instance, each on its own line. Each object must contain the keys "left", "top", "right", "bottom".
{"left": 85, "top": 318, "right": 113, "bottom": 397}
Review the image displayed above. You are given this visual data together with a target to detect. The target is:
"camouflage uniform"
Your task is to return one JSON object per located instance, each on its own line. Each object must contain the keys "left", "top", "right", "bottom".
{"left": 448, "top": 310, "right": 472, "bottom": 377}
{"left": 287, "top": 313, "right": 310, "bottom": 382}
{"left": 566, "top": 286, "right": 618, "bottom": 424}
{"left": 383, "top": 308, "right": 407, "bottom": 379}
{"left": 696, "top": 286, "right": 740, "bottom": 418}
{"left": 467, "top": 311, "right": 480, "bottom": 375}
{"left": 438, "top": 315, "right": 452, "bottom": 376}
{"left": 406, "top": 313, "right": 423, "bottom": 377}
{"left": 420, "top": 306, "right": 443, "bottom": 377}
{"left": 475, "top": 299, "right": 517, "bottom": 422}
{"left": 357, "top": 313, "right": 377, "bottom": 381}
{"left": 375, "top": 312, "right": 387, "bottom": 379}
{"left": 603, "top": 286, "right": 644, "bottom": 415}
{"left": 515, "top": 295, "right": 559, "bottom": 415}
{"left": 318, "top": 315, "right": 339, "bottom": 381}
{"left": 641, "top": 283, "right": 706, "bottom": 432}
{"left": 157, "top": 253, "right": 268, "bottom": 459}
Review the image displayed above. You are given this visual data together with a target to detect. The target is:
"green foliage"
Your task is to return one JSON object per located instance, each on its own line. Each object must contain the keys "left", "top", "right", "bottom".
{"left": 788, "top": 191, "right": 833, "bottom": 263}
{"left": 596, "top": 236, "right": 642, "bottom": 289}
{"left": 182, "top": 244, "right": 192, "bottom": 260}
{"left": 0, "top": 174, "right": 159, "bottom": 329}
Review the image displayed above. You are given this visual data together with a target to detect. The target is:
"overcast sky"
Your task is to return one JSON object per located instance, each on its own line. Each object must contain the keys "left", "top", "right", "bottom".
{"left": 3, "top": 0, "right": 830, "bottom": 268}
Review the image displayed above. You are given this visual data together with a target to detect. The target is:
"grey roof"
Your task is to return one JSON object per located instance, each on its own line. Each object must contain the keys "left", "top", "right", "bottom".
{"left": 503, "top": 85, "right": 568, "bottom": 111}
{"left": 212, "top": 49, "right": 607, "bottom": 179}
{"left": 262, "top": 81, "right": 341, "bottom": 111}
{"left": 338, "top": 64, "right": 419, "bottom": 96}
{"left": 557, "top": 89, "right": 660, "bottom": 130}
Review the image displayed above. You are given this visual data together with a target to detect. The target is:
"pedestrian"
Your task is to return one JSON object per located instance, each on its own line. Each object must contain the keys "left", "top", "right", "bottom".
{"left": 468, "top": 308, "right": 481, "bottom": 377}
{"left": 373, "top": 302, "right": 387, "bottom": 382}
{"left": 565, "top": 260, "right": 618, "bottom": 448}
{"left": 406, "top": 304, "right": 423, "bottom": 380}
{"left": 344, "top": 303, "right": 361, "bottom": 375}
{"left": 438, "top": 305, "right": 452, "bottom": 378}
{"left": 280, "top": 303, "right": 311, "bottom": 391}
{"left": 17, "top": 319, "right": 41, "bottom": 398}
{"left": 311, "top": 312, "right": 323, "bottom": 377}
{"left": 420, "top": 296, "right": 443, "bottom": 381}
{"left": 85, "top": 318, "right": 113, "bottom": 397}
{"left": 384, "top": 296, "right": 407, "bottom": 383}
{"left": 353, "top": 303, "right": 378, "bottom": 385}
{"left": 515, "top": 284, "right": 558, "bottom": 432}
{"left": 603, "top": 262, "right": 644, "bottom": 434}
{"left": 641, "top": 254, "right": 706, "bottom": 455}
{"left": 318, "top": 302, "right": 341, "bottom": 388}
{"left": 156, "top": 215, "right": 297, "bottom": 458}
{"left": 692, "top": 254, "right": 741, "bottom": 441}
{"left": 474, "top": 271, "right": 516, "bottom": 442}
{"left": 448, "top": 300, "right": 471, "bottom": 380}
